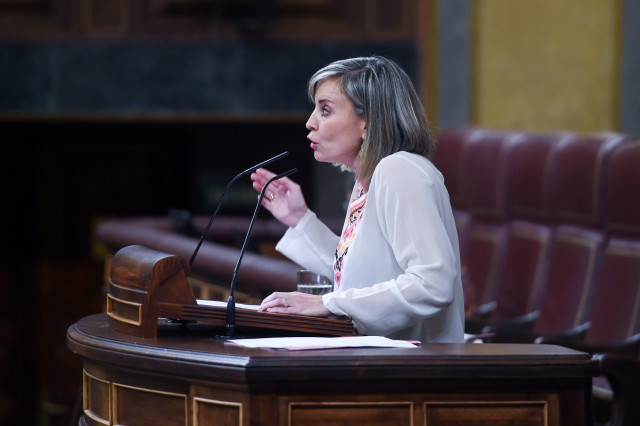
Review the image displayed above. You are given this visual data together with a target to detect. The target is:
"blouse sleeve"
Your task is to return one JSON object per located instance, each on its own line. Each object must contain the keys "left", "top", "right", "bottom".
{"left": 322, "top": 156, "right": 459, "bottom": 336}
{"left": 275, "top": 209, "right": 340, "bottom": 280}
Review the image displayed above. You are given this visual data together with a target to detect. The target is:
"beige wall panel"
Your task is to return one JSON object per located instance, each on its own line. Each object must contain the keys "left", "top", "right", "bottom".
{"left": 472, "top": 0, "right": 619, "bottom": 132}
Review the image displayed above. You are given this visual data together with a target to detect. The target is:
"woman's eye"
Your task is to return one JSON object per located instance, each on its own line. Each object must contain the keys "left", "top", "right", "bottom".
{"left": 321, "top": 107, "right": 330, "bottom": 116}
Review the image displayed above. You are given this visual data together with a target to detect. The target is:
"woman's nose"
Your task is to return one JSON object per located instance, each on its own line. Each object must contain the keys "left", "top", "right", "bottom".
{"left": 306, "top": 111, "right": 317, "bottom": 130}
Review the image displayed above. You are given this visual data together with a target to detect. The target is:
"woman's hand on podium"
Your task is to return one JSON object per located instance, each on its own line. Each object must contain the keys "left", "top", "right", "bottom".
{"left": 258, "top": 291, "right": 331, "bottom": 317}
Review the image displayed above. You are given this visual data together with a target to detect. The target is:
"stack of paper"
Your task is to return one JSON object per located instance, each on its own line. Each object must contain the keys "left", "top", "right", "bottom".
{"left": 227, "top": 336, "right": 419, "bottom": 350}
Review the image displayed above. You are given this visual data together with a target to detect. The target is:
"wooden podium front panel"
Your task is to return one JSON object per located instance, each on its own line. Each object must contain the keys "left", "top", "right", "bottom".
{"left": 286, "top": 401, "right": 414, "bottom": 426}
{"left": 423, "top": 400, "right": 551, "bottom": 426}
{"left": 68, "top": 314, "right": 598, "bottom": 426}
{"left": 83, "top": 371, "right": 110, "bottom": 425}
{"left": 113, "top": 384, "right": 187, "bottom": 426}
{"left": 193, "top": 397, "right": 243, "bottom": 426}
{"left": 278, "top": 389, "right": 558, "bottom": 426}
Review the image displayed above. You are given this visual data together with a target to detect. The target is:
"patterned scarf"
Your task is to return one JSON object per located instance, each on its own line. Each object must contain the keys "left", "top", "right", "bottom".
{"left": 334, "top": 181, "right": 368, "bottom": 288}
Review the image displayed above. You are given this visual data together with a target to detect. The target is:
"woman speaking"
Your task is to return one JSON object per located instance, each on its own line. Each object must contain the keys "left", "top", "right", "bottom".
{"left": 251, "top": 56, "right": 464, "bottom": 343}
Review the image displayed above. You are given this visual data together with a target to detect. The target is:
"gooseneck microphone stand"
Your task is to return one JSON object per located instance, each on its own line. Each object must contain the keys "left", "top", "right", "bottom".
{"left": 223, "top": 168, "right": 298, "bottom": 339}
{"left": 188, "top": 152, "right": 289, "bottom": 270}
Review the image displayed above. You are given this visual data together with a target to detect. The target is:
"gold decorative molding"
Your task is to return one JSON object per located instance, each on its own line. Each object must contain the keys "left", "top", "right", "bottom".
{"left": 424, "top": 400, "right": 550, "bottom": 425}
{"left": 193, "top": 397, "right": 243, "bottom": 426}
{"left": 287, "top": 400, "right": 414, "bottom": 426}
{"left": 112, "top": 382, "right": 188, "bottom": 426}
{"left": 83, "top": 369, "right": 111, "bottom": 425}
{"left": 106, "top": 293, "right": 143, "bottom": 326}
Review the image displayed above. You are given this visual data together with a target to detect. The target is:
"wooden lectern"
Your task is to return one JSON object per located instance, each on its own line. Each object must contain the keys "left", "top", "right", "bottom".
{"left": 106, "top": 245, "right": 355, "bottom": 338}
{"left": 66, "top": 246, "right": 598, "bottom": 425}
{"left": 68, "top": 314, "right": 598, "bottom": 426}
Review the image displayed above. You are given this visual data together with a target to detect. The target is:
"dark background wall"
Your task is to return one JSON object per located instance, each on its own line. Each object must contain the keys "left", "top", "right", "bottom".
{"left": 1, "top": 1, "right": 639, "bottom": 425}
{"left": 0, "top": 1, "right": 426, "bottom": 425}
{"left": 1, "top": 42, "right": 417, "bottom": 114}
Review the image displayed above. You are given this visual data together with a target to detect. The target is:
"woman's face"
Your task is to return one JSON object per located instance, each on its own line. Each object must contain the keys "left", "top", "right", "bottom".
{"left": 306, "top": 77, "right": 366, "bottom": 172}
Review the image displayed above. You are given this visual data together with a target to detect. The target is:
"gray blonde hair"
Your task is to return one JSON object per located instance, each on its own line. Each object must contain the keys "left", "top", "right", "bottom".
{"left": 308, "top": 56, "right": 434, "bottom": 183}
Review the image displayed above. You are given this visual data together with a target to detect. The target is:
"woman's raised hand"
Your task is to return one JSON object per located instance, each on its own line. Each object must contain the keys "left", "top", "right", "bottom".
{"left": 251, "top": 168, "right": 309, "bottom": 228}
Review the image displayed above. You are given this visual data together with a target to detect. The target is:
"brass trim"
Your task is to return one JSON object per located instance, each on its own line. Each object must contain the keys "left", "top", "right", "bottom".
{"left": 112, "top": 382, "right": 188, "bottom": 426}
{"left": 82, "top": 369, "right": 111, "bottom": 425}
{"left": 193, "top": 397, "right": 243, "bottom": 426}
{"left": 112, "top": 382, "right": 188, "bottom": 398}
{"left": 106, "top": 293, "right": 143, "bottom": 326}
{"left": 423, "top": 400, "right": 548, "bottom": 426}
{"left": 84, "top": 409, "right": 110, "bottom": 425}
{"left": 287, "top": 401, "right": 414, "bottom": 426}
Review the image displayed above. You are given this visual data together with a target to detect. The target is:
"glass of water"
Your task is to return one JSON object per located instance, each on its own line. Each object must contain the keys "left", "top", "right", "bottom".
{"left": 296, "top": 270, "right": 333, "bottom": 295}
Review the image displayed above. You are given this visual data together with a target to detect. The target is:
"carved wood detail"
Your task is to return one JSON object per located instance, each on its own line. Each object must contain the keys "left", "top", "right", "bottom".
{"left": 0, "top": 0, "right": 416, "bottom": 41}
{"left": 0, "top": 0, "right": 77, "bottom": 38}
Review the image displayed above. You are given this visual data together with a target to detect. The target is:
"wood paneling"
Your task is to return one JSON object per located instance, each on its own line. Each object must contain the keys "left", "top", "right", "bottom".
{"left": 424, "top": 400, "right": 551, "bottom": 426}
{"left": 68, "top": 314, "right": 598, "bottom": 425}
{"left": 0, "top": 0, "right": 78, "bottom": 38}
{"left": 288, "top": 402, "right": 413, "bottom": 426}
{"left": 0, "top": 0, "right": 417, "bottom": 41}
{"left": 83, "top": 371, "right": 110, "bottom": 424}
{"left": 113, "top": 384, "right": 187, "bottom": 425}
{"left": 84, "top": 0, "right": 129, "bottom": 38}
{"left": 194, "top": 397, "right": 242, "bottom": 426}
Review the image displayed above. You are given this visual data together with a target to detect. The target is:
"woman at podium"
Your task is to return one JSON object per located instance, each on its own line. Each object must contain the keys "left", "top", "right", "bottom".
{"left": 251, "top": 56, "right": 464, "bottom": 343}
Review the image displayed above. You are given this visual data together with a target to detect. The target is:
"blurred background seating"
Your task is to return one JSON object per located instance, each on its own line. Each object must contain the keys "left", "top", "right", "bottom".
{"left": 434, "top": 127, "right": 640, "bottom": 426}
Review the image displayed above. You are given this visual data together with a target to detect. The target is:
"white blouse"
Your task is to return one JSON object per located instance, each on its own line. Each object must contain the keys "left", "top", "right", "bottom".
{"left": 275, "top": 151, "right": 465, "bottom": 343}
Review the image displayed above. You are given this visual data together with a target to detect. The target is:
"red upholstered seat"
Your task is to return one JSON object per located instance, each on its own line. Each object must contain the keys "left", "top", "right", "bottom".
{"left": 487, "top": 133, "right": 627, "bottom": 341}
{"left": 531, "top": 133, "right": 626, "bottom": 337}
{"left": 590, "top": 138, "right": 640, "bottom": 426}
{"left": 458, "top": 129, "right": 523, "bottom": 324}
{"left": 432, "top": 126, "right": 479, "bottom": 211}
{"left": 554, "top": 132, "right": 627, "bottom": 227}
{"left": 605, "top": 138, "right": 640, "bottom": 237}
{"left": 432, "top": 127, "right": 481, "bottom": 254}
{"left": 432, "top": 128, "right": 640, "bottom": 424}
{"left": 532, "top": 224, "right": 604, "bottom": 336}
{"left": 596, "top": 237, "right": 640, "bottom": 426}
{"left": 490, "top": 132, "right": 566, "bottom": 321}
{"left": 471, "top": 131, "right": 560, "bottom": 328}
{"left": 585, "top": 138, "right": 640, "bottom": 349}
{"left": 586, "top": 238, "right": 640, "bottom": 348}
{"left": 508, "top": 132, "right": 569, "bottom": 222}
{"left": 537, "top": 138, "right": 640, "bottom": 426}
{"left": 491, "top": 220, "right": 553, "bottom": 321}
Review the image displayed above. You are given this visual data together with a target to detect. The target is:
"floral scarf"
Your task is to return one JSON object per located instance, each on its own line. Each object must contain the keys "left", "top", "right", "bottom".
{"left": 334, "top": 181, "right": 367, "bottom": 288}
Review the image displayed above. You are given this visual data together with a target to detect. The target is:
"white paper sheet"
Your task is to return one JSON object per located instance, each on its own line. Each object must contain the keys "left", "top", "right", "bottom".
{"left": 227, "top": 336, "right": 419, "bottom": 350}
{"left": 197, "top": 299, "right": 260, "bottom": 311}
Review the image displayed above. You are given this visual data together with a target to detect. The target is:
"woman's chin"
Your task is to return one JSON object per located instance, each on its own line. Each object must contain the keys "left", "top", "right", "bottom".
{"left": 313, "top": 151, "right": 327, "bottom": 163}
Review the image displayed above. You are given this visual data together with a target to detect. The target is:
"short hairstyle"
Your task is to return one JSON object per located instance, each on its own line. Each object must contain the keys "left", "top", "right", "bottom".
{"left": 308, "top": 56, "right": 435, "bottom": 183}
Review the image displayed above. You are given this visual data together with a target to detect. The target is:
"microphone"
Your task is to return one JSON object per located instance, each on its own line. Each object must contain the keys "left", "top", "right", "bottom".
{"left": 188, "top": 152, "right": 289, "bottom": 269}
{"left": 224, "top": 167, "right": 298, "bottom": 338}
